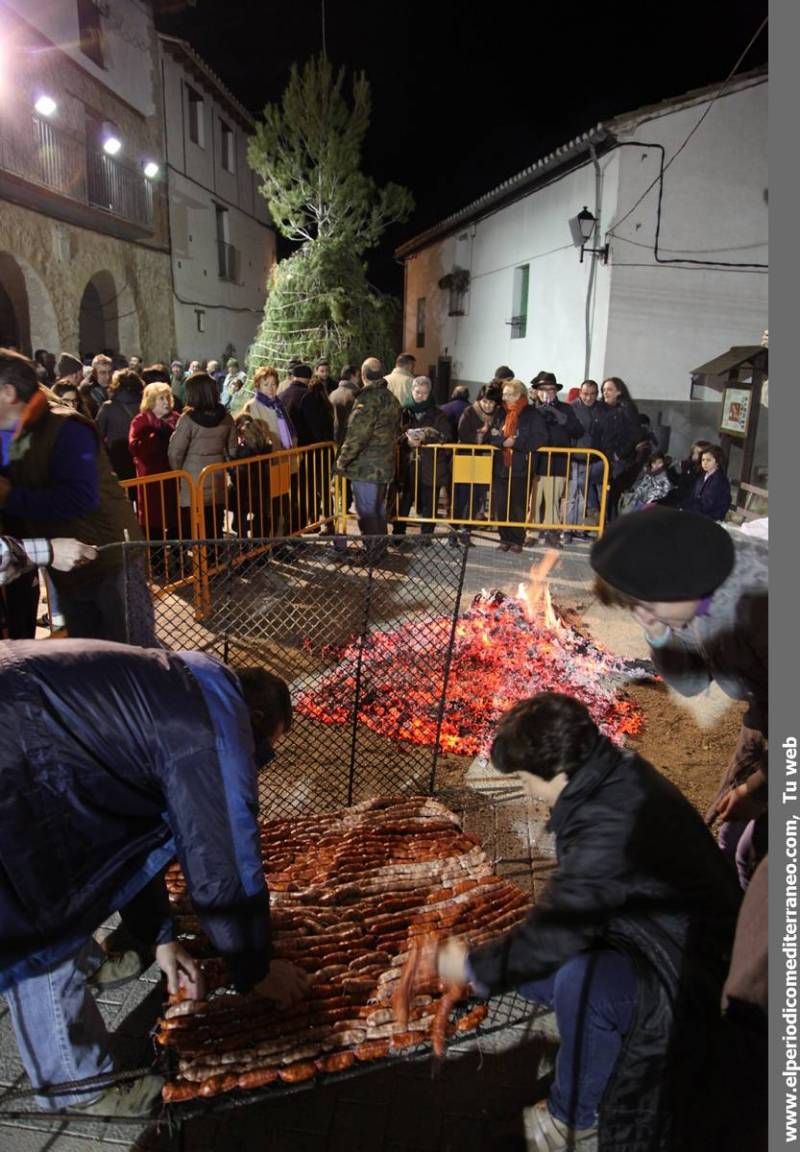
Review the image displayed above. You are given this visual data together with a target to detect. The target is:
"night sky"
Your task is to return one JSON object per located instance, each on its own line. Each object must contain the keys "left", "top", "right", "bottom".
{"left": 155, "top": 0, "right": 768, "bottom": 292}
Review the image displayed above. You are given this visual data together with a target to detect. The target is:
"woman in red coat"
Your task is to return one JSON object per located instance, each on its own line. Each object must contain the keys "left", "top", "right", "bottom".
{"left": 128, "top": 383, "right": 180, "bottom": 548}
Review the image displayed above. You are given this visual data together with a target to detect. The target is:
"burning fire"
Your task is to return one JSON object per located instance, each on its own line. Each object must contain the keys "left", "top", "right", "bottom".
{"left": 296, "top": 561, "right": 648, "bottom": 756}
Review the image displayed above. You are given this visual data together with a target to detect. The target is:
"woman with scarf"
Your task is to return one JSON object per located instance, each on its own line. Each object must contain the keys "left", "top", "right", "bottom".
{"left": 393, "top": 376, "right": 452, "bottom": 537}
{"left": 493, "top": 378, "right": 547, "bottom": 552}
{"left": 128, "top": 383, "right": 180, "bottom": 552}
{"left": 243, "top": 366, "right": 298, "bottom": 537}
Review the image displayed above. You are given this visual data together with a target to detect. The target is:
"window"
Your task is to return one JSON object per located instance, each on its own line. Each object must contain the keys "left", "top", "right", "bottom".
{"left": 187, "top": 85, "right": 204, "bottom": 148}
{"left": 195, "top": 309, "right": 206, "bottom": 333}
{"left": 216, "top": 203, "right": 235, "bottom": 280}
{"left": 220, "top": 119, "right": 235, "bottom": 173}
{"left": 77, "top": 0, "right": 105, "bottom": 68}
{"left": 416, "top": 298, "right": 426, "bottom": 349}
{"left": 510, "top": 264, "right": 530, "bottom": 339}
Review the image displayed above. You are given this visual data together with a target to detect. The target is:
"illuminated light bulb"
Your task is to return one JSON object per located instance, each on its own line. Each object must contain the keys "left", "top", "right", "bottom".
{"left": 35, "top": 94, "right": 57, "bottom": 117}
{"left": 143, "top": 160, "right": 160, "bottom": 179}
{"left": 103, "top": 135, "right": 122, "bottom": 156}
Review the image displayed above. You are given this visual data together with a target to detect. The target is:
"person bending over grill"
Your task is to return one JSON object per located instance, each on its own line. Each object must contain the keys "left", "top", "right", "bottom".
{"left": 0, "top": 640, "right": 306, "bottom": 1119}
{"left": 590, "top": 508, "right": 768, "bottom": 890}
{"left": 434, "top": 693, "right": 740, "bottom": 1152}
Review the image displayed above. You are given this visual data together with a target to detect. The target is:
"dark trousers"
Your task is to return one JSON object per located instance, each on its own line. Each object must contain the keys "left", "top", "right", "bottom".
{"left": 1, "top": 568, "right": 39, "bottom": 639}
{"left": 57, "top": 563, "right": 156, "bottom": 648}
{"left": 519, "top": 950, "right": 638, "bottom": 1130}
{"left": 493, "top": 474, "right": 527, "bottom": 545}
{"left": 395, "top": 474, "right": 436, "bottom": 534}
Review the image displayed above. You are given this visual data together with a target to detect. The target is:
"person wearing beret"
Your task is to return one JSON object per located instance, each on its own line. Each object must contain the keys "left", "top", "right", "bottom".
{"left": 590, "top": 508, "right": 768, "bottom": 1150}
{"left": 590, "top": 508, "right": 768, "bottom": 888}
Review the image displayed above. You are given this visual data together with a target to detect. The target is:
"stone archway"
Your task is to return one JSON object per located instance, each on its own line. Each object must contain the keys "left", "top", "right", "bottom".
{"left": 0, "top": 251, "right": 60, "bottom": 356}
{"left": 0, "top": 252, "right": 32, "bottom": 352}
{"left": 79, "top": 269, "right": 120, "bottom": 357}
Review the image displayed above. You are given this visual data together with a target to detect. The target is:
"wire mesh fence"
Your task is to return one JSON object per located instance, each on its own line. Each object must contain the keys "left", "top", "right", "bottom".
{"left": 120, "top": 536, "right": 470, "bottom": 820}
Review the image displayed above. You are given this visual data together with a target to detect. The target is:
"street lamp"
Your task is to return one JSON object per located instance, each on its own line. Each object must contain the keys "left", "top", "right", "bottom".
{"left": 575, "top": 207, "right": 609, "bottom": 265}
{"left": 34, "top": 94, "right": 58, "bottom": 117}
{"left": 143, "top": 160, "right": 160, "bottom": 179}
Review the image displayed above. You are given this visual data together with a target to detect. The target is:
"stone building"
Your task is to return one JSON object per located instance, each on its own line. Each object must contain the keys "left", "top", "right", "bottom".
{"left": 0, "top": 0, "right": 174, "bottom": 361}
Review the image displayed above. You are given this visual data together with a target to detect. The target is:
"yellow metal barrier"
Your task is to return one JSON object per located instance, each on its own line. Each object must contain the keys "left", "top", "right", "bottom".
{"left": 390, "top": 445, "right": 610, "bottom": 537}
{"left": 122, "top": 444, "right": 336, "bottom": 619}
{"left": 121, "top": 468, "right": 197, "bottom": 594}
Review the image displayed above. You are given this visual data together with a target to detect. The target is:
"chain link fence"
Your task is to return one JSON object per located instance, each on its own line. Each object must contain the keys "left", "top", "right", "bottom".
{"left": 121, "top": 536, "right": 470, "bottom": 820}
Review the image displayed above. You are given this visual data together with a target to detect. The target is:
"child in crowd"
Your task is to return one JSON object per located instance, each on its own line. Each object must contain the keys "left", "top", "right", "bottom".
{"left": 624, "top": 451, "right": 673, "bottom": 511}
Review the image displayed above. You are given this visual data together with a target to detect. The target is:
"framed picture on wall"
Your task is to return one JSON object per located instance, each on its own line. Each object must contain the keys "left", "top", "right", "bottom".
{"left": 720, "top": 386, "right": 752, "bottom": 438}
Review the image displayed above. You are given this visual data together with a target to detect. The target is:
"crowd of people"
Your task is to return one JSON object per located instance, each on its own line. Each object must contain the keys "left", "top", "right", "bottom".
{"left": 0, "top": 344, "right": 769, "bottom": 1148}
{"left": 12, "top": 346, "right": 738, "bottom": 570}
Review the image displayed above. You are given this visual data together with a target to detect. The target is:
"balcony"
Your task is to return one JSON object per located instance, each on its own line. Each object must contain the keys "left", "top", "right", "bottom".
{"left": 0, "top": 114, "right": 159, "bottom": 239}
{"left": 217, "top": 239, "right": 240, "bottom": 282}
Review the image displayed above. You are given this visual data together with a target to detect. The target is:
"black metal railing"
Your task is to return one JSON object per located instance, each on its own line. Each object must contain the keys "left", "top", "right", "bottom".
{"left": 0, "top": 114, "right": 154, "bottom": 229}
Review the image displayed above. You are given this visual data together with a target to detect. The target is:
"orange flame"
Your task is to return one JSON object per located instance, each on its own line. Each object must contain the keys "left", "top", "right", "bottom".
{"left": 517, "top": 549, "right": 560, "bottom": 629}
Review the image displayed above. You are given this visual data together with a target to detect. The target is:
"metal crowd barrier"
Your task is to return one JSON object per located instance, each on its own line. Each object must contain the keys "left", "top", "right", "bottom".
{"left": 121, "top": 443, "right": 337, "bottom": 618}
{"left": 389, "top": 444, "right": 609, "bottom": 536}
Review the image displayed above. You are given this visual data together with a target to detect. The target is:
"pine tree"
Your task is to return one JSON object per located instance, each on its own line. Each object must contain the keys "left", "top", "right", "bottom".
{"left": 246, "top": 56, "right": 413, "bottom": 377}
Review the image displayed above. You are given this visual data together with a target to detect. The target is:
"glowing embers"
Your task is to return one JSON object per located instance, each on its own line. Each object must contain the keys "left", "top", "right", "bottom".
{"left": 296, "top": 587, "right": 647, "bottom": 756}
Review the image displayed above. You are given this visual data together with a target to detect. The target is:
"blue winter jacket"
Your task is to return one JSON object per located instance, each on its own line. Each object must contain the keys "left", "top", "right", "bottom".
{"left": 0, "top": 639, "right": 271, "bottom": 993}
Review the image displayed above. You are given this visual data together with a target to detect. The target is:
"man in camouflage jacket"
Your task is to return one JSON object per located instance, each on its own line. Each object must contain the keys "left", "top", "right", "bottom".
{"left": 334, "top": 358, "right": 401, "bottom": 556}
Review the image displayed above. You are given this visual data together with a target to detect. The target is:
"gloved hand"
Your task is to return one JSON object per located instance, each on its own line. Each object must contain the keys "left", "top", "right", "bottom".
{"left": 252, "top": 959, "right": 309, "bottom": 1009}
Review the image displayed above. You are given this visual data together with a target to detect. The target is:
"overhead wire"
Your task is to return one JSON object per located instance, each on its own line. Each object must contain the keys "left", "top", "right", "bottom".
{"left": 607, "top": 16, "right": 768, "bottom": 239}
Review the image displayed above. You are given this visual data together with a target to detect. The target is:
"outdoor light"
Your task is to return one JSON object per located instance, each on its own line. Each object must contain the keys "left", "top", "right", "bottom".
{"left": 574, "top": 206, "right": 609, "bottom": 265}
{"left": 143, "top": 160, "right": 160, "bottom": 179}
{"left": 34, "top": 94, "right": 57, "bottom": 117}
{"left": 102, "top": 125, "right": 122, "bottom": 156}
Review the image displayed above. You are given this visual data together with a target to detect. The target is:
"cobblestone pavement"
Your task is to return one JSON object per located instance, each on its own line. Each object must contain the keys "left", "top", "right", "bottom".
{"left": 1, "top": 537, "right": 601, "bottom": 1152}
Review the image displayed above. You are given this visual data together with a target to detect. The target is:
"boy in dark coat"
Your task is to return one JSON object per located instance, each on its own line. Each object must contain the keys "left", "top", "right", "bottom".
{"left": 0, "top": 640, "right": 305, "bottom": 1117}
{"left": 436, "top": 693, "right": 740, "bottom": 1152}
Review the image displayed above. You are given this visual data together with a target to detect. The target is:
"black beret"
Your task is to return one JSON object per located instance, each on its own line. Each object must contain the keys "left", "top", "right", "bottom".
{"left": 493, "top": 365, "right": 514, "bottom": 381}
{"left": 590, "top": 508, "right": 735, "bottom": 602}
{"left": 293, "top": 364, "right": 312, "bottom": 380}
{"left": 57, "top": 352, "right": 83, "bottom": 377}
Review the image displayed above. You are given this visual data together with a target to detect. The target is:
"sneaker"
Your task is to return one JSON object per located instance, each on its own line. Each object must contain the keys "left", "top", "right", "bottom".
{"left": 67, "top": 1073, "right": 164, "bottom": 1119}
{"left": 522, "top": 1100, "right": 598, "bottom": 1151}
{"left": 87, "top": 950, "right": 143, "bottom": 990}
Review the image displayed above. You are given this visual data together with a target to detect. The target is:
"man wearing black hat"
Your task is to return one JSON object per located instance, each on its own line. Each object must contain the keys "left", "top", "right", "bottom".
{"left": 590, "top": 508, "right": 768, "bottom": 884}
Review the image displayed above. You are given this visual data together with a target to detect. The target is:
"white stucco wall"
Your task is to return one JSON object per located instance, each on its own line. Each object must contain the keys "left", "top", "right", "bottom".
{"left": 4, "top": 0, "right": 157, "bottom": 117}
{"left": 402, "top": 77, "right": 767, "bottom": 404}
{"left": 403, "top": 154, "right": 619, "bottom": 389}
{"left": 160, "top": 46, "right": 275, "bottom": 361}
{"left": 168, "top": 170, "right": 274, "bottom": 362}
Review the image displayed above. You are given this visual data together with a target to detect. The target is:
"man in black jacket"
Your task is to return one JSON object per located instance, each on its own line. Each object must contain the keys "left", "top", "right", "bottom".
{"left": 565, "top": 379, "right": 605, "bottom": 535}
{"left": 528, "top": 372, "right": 583, "bottom": 547}
{"left": 436, "top": 693, "right": 740, "bottom": 1152}
{"left": 280, "top": 363, "right": 333, "bottom": 529}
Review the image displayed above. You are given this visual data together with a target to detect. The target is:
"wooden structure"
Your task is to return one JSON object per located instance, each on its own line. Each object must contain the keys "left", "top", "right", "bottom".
{"left": 690, "top": 345, "right": 768, "bottom": 505}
